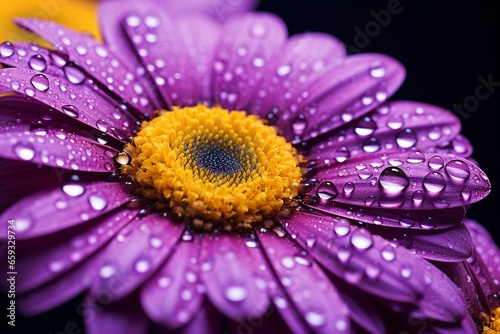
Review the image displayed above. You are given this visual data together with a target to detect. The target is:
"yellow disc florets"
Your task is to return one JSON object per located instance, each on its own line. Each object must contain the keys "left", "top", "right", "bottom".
{"left": 120, "top": 104, "right": 302, "bottom": 229}
{"left": 483, "top": 307, "right": 500, "bottom": 334}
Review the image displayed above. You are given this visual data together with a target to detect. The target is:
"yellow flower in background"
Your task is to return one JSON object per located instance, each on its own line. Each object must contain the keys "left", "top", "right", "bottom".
{"left": 1, "top": 0, "right": 100, "bottom": 44}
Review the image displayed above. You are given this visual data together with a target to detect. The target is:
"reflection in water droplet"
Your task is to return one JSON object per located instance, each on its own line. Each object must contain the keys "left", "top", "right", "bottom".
{"left": 379, "top": 167, "right": 409, "bottom": 194}
{"left": 350, "top": 229, "right": 373, "bottom": 250}
{"left": 13, "top": 143, "right": 35, "bottom": 161}
{"left": 224, "top": 285, "right": 248, "bottom": 302}
{"left": 316, "top": 181, "right": 338, "bottom": 201}
{"left": 423, "top": 172, "right": 446, "bottom": 193}
{"left": 445, "top": 160, "right": 470, "bottom": 182}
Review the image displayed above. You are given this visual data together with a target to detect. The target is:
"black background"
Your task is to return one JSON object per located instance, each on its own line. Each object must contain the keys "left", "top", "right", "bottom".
{"left": 4, "top": 0, "right": 500, "bottom": 333}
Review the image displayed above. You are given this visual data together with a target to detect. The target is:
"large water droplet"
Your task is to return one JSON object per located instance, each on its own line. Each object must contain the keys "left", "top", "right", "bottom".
{"left": 350, "top": 229, "right": 373, "bottom": 250}
{"left": 62, "top": 105, "right": 79, "bottom": 118}
{"left": 334, "top": 219, "right": 351, "bottom": 236}
{"left": 13, "top": 143, "right": 35, "bottom": 161}
{"left": 305, "top": 310, "right": 326, "bottom": 327}
{"left": 362, "top": 137, "right": 381, "bottom": 153}
{"left": 29, "top": 54, "right": 47, "bottom": 71}
{"left": 396, "top": 128, "right": 417, "bottom": 148}
{"left": 224, "top": 285, "right": 248, "bottom": 302}
{"left": 63, "top": 62, "right": 85, "bottom": 84}
{"left": 0, "top": 41, "right": 15, "bottom": 57}
{"left": 316, "top": 181, "right": 338, "bottom": 201}
{"left": 88, "top": 194, "right": 107, "bottom": 211}
{"left": 62, "top": 183, "right": 85, "bottom": 197}
{"left": 379, "top": 167, "right": 409, "bottom": 194}
{"left": 354, "top": 116, "right": 377, "bottom": 136}
{"left": 423, "top": 172, "right": 446, "bottom": 193}
{"left": 428, "top": 155, "right": 444, "bottom": 170}
{"left": 445, "top": 160, "right": 470, "bottom": 182}
{"left": 30, "top": 74, "right": 50, "bottom": 91}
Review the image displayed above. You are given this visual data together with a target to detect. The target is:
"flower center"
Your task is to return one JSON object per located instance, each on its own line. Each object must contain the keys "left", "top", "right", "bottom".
{"left": 483, "top": 307, "right": 500, "bottom": 333}
{"left": 120, "top": 105, "right": 302, "bottom": 230}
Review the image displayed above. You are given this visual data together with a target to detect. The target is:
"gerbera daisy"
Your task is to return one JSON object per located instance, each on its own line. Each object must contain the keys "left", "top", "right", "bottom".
{"left": 0, "top": 0, "right": 495, "bottom": 333}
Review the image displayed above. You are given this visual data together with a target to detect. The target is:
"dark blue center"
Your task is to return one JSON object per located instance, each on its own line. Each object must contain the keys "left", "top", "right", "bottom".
{"left": 185, "top": 137, "right": 254, "bottom": 183}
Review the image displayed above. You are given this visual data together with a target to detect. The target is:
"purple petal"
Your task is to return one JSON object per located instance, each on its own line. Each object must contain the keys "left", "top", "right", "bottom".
{"left": 0, "top": 67, "right": 135, "bottom": 141}
{"left": 0, "top": 182, "right": 133, "bottom": 239}
{"left": 120, "top": 4, "right": 220, "bottom": 107}
{"left": 141, "top": 235, "right": 204, "bottom": 329}
{"left": 89, "top": 214, "right": 184, "bottom": 302}
{"left": 84, "top": 293, "right": 150, "bottom": 334}
{"left": 0, "top": 109, "right": 120, "bottom": 172}
{"left": 304, "top": 151, "right": 490, "bottom": 210}
{"left": 15, "top": 209, "right": 136, "bottom": 293}
{"left": 247, "top": 32, "right": 345, "bottom": 117}
{"left": 308, "top": 101, "right": 461, "bottom": 161}
{"left": 15, "top": 18, "right": 157, "bottom": 117}
{"left": 465, "top": 218, "right": 500, "bottom": 287}
{"left": 212, "top": 12, "right": 288, "bottom": 110}
{"left": 257, "top": 229, "right": 351, "bottom": 333}
{"left": 282, "top": 53, "right": 405, "bottom": 142}
{"left": 158, "top": 0, "right": 259, "bottom": 22}
{"left": 368, "top": 220, "right": 473, "bottom": 261}
{"left": 199, "top": 233, "right": 270, "bottom": 320}
{"left": 280, "top": 211, "right": 469, "bottom": 323}
{"left": 0, "top": 158, "right": 64, "bottom": 211}
{"left": 166, "top": 300, "right": 223, "bottom": 334}
{"left": 0, "top": 42, "right": 65, "bottom": 78}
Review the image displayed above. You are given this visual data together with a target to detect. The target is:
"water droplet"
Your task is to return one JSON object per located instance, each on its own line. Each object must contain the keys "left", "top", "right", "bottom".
{"left": 62, "top": 183, "right": 85, "bottom": 197}
{"left": 281, "top": 256, "right": 295, "bottom": 269}
{"left": 291, "top": 114, "right": 307, "bottom": 135}
{"left": 445, "top": 160, "right": 470, "bottom": 182}
{"left": 428, "top": 155, "right": 444, "bottom": 170}
{"left": 63, "top": 62, "right": 85, "bottom": 84}
{"left": 252, "top": 57, "right": 265, "bottom": 67}
{"left": 13, "top": 143, "right": 35, "bottom": 161}
{"left": 369, "top": 64, "right": 386, "bottom": 78}
{"left": 406, "top": 151, "right": 425, "bottom": 164}
{"left": 350, "top": 228, "right": 373, "bottom": 250}
{"left": 362, "top": 137, "right": 381, "bottom": 152}
{"left": 461, "top": 186, "right": 472, "bottom": 201}
{"left": 334, "top": 219, "right": 351, "bottom": 236}
{"left": 399, "top": 214, "right": 415, "bottom": 227}
{"left": 88, "top": 195, "right": 107, "bottom": 211}
{"left": 276, "top": 64, "right": 292, "bottom": 76}
{"left": 379, "top": 167, "right": 409, "bottom": 194}
{"left": 381, "top": 246, "right": 396, "bottom": 261}
{"left": 354, "top": 116, "right": 377, "bottom": 136}
{"left": 96, "top": 119, "right": 109, "bottom": 132}
{"left": 134, "top": 258, "right": 150, "bottom": 273}
{"left": 29, "top": 73, "right": 50, "bottom": 92}
{"left": 423, "top": 172, "right": 446, "bottom": 193}
{"left": 305, "top": 311, "right": 326, "bottom": 327}
{"left": 29, "top": 54, "right": 47, "bottom": 71}
{"left": 316, "top": 181, "right": 338, "bottom": 201}
{"left": 99, "top": 264, "right": 116, "bottom": 278}
{"left": 48, "top": 260, "right": 65, "bottom": 273}
{"left": 420, "top": 217, "right": 436, "bottom": 230}
{"left": 62, "top": 105, "right": 79, "bottom": 118}
{"left": 224, "top": 285, "right": 248, "bottom": 302}
{"left": 0, "top": 41, "right": 15, "bottom": 57}
{"left": 343, "top": 182, "right": 355, "bottom": 197}
{"left": 396, "top": 128, "right": 417, "bottom": 148}
{"left": 400, "top": 264, "right": 413, "bottom": 278}
{"left": 387, "top": 115, "right": 403, "bottom": 129}
{"left": 29, "top": 120, "right": 48, "bottom": 136}
{"left": 157, "top": 276, "right": 171, "bottom": 288}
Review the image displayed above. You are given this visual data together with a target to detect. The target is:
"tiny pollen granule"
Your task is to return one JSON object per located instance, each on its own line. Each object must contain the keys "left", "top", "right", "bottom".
{"left": 119, "top": 104, "right": 303, "bottom": 231}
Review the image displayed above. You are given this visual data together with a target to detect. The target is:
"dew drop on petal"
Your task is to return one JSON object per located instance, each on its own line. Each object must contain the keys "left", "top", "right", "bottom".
{"left": 29, "top": 54, "right": 47, "bottom": 71}
{"left": 381, "top": 246, "right": 396, "bottom": 262}
{"left": 406, "top": 151, "right": 425, "bottom": 164}
{"left": 445, "top": 160, "right": 470, "bottom": 182}
{"left": 461, "top": 186, "right": 472, "bottom": 201}
{"left": 135, "top": 258, "right": 150, "bottom": 273}
{"left": 224, "top": 285, "right": 248, "bottom": 302}
{"left": 428, "top": 155, "right": 444, "bottom": 170}
{"left": 305, "top": 311, "right": 326, "bottom": 327}
{"left": 379, "top": 167, "right": 409, "bottom": 194}
{"left": 13, "top": 143, "right": 35, "bottom": 161}
{"left": 99, "top": 264, "right": 116, "bottom": 278}
{"left": 354, "top": 117, "right": 377, "bottom": 136}
{"left": 149, "top": 235, "right": 163, "bottom": 248}
{"left": 420, "top": 217, "right": 436, "bottom": 230}
{"left": 62, "top": 105, "right": 79, "bottom": 118}
{"left": 396, "top": 128, "right": 417, "bottom": 148}
{"left": 316, "top": 181, "right": 338, "bottom": 201}
{"left": 423, "top": 172, "right": 446, "bottom": 193}
{"left": 350, "top": 229, "right": 373, "bottom": 250}
{"left": 281, "top": 256, "right": 295, "bottom": 269}
{"left": 63, "top": 63, "right": 86, "bottom": 84}
{"left": 30, "top": 120, "right": 48, "bottom": 136}
{"left": 362, "top": 137, "right": 381, "bottom": 153}
{"left": 334, "top": 219, "right": 351, "bottom": 236}
{"left": 400, "top": 264, "right": 413, "bottom": 278}
{"left": 15, "top": 217, "right": 32, "bottom": 232}
{"left": 88, "top": 194, "right": 107, "bottom": 210}
{"left": 0, "top": 41, "right": 15, "bottom": 57}
{"left": 62, "top": 183, "right": 85, "bottom": 197}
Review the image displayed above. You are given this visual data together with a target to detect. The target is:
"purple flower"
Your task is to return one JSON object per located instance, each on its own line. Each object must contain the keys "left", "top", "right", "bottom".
{"left": 0, "top": 0, "right": 494, "bottom": 333}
